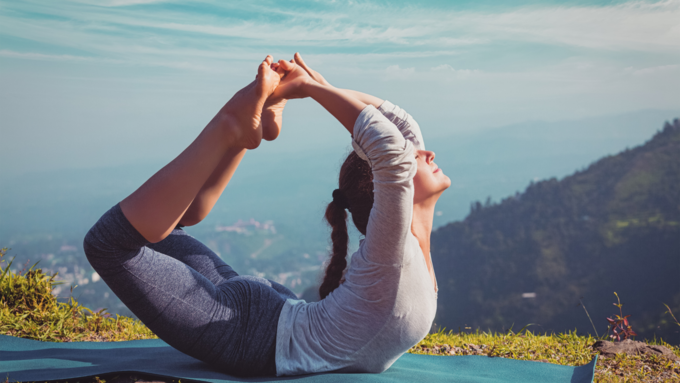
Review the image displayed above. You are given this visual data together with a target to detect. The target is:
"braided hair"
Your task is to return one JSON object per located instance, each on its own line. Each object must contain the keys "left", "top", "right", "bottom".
{"left": 319, "top": 151, "right": 374, "bottom": 299}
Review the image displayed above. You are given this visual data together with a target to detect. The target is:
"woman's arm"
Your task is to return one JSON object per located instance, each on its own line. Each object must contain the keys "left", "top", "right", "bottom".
{"left": 273, "top": 60, "right": 366, "bottom": 134}
{"left": 291, "top": 53, "right": 424, "bottom": 150}
{"left": 291, "top": 53, "right": 384, "bottom": 110}
{"left": 352, "top": 107, "right": 418, "bottom": 265}
{"left": 338, "top": 89, "right": 383, "bottom": 110}
{"left": 277, "top": 59, "right": 418, "bottom": 266}
{"left": 303, "top": 83, "right": 366, "bottom": 135}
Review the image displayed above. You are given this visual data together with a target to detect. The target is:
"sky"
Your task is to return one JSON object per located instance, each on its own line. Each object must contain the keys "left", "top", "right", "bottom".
{"left": 1, "top": 0, "right": 680, "bottom": 176}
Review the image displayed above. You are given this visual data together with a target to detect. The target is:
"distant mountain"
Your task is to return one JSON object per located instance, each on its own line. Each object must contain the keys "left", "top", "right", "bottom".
{"left": 426, "top": 109, "right": 680, "bottom": 227}
{"left": 431, "top": 119, "right": 680, "bottom": 344}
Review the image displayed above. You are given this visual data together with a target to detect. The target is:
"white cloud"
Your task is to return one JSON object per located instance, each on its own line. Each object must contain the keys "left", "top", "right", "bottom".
{"left": 385, "top": 64, "right": 415, "bottom": 79}
{"left": 0, "top": 50, "right": 108, "bottom": 62}
{"left": 464, "top": 1, "right": 680, "bottom": 51}
{"left": 0, "top": 0, "right": 678, "bottom": 80}
{"left": 1, "top": 0, "right": 679, "bottom": 178}
{"left": 431, "top": 64, "right": 480, "bottom": 79}
{"left": 70, "top": 0, "right": 169, "bottom": 6}
{"left": 630, "top": 64, "right": 679, "bottom": 75}
{"left": 0, "top": 49, "right": 226, "bottom": 73}
{"left": 2, "top": 0, "right": 678, "bottom": 68}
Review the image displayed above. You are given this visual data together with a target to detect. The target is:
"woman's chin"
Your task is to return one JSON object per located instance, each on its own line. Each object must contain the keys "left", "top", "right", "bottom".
{"left": 441, "top": 175, "right": 452, "bottom": 191}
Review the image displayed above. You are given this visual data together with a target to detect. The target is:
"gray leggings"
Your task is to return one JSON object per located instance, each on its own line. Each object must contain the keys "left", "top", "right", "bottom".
{"left": 83, "top": 204, "right": 296, "bottom": 377}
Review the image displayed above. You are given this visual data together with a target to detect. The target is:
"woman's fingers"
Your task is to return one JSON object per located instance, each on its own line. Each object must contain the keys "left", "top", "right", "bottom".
{"left": 293, "top": 53, "right": 313, "bottom": 78}
{"left": 269, "top": 59, "right": 313, "bottom": 100}
{"left": 273, "top": 59, "right": 299, "bottom": 83}
{"left": 293, "top": 52, "right": 308, "bottom": 70}
{"left": 292, "top": 52, "right": 331, "bottom": 86}
{"left": 277, "top": 59, "right": 297, "bottom": 73}
{"left": 259, "top": 55, "right": 311, "bottom": 81}
{"left": 270, "top": 62, "right": 286, "bottom": 79}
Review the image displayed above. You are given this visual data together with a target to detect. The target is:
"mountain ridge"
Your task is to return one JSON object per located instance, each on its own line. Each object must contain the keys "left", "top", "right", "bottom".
{"left": 431, "top": 118, "right": 680, "bottom": 343}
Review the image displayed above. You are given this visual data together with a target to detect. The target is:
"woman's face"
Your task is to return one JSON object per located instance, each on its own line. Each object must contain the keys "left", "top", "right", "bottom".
{"left": 413, "top": 150, "right": 451, "bottom": 204}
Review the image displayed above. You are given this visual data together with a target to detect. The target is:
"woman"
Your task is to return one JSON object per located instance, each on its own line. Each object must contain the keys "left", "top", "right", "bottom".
{"left": 84, "top": 53, "right": 450, "bottom": 377}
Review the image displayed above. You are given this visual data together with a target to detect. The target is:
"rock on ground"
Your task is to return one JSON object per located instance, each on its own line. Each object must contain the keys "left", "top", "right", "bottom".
{"left": 592, "top": 339, "right": 679, "bottom": 361}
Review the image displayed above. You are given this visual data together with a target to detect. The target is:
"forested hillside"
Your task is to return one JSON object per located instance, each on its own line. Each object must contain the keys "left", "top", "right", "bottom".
{"left": 431, "top": 119, "right": 680, "bottom": 344}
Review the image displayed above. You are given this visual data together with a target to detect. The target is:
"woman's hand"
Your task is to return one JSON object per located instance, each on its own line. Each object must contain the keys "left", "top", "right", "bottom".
{"left": 270, "top": 59, "right": 313, "bottom": 100}
{"left": 294, "top": 52, "right": 385, "bottom": 109}
{"left": 265, "top": 53, "right": 365, "bottom": 136}
{"left": 292, "top": 52, "right": 332, "bottom": 87}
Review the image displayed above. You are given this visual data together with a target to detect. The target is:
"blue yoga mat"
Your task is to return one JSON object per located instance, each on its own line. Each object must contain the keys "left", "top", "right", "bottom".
{"left": 0, "top": 335, "right": 596, "bottom": 382}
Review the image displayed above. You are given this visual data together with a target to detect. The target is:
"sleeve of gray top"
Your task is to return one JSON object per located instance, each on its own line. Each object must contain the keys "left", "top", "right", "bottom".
{"left": 351, "top": 105, "right": 416, "bottom": 265}
{"left": 377, "top": 100, "right": 425, "bottom": 151}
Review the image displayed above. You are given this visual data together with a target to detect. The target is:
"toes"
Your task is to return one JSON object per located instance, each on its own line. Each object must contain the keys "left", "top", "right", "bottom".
{"left": 271, "top": 63, "right": 285, "bottom": 79}
{"left": 293, "top": 53, "right": 315, "bottom": 79}
{"left": 257, "top": 61, "right": 267, "bottom": 78}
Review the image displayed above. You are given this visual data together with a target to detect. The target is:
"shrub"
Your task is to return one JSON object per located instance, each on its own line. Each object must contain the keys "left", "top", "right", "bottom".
{"left": 0, "top": 247, "right": 156, "bottom": 342}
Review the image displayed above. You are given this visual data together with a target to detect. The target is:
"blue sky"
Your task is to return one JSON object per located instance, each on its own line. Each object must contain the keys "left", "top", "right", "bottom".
{"left": 1, "top": 0, "right": 679, "bottom": 175}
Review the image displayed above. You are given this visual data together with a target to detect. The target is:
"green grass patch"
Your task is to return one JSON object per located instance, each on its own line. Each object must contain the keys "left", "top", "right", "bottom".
{"left": 0, "top": 247, "right": 156, "bottom": 342}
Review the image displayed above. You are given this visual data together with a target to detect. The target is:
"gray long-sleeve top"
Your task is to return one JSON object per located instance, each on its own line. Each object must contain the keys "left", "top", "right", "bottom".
{"left": 275, "top": 101, "right": 438, "bottom": 376}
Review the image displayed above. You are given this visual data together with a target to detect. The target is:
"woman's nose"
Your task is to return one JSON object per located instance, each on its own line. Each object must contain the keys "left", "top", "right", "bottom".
{"left": 425, "top": 150, "right": 435, "bottom": 163}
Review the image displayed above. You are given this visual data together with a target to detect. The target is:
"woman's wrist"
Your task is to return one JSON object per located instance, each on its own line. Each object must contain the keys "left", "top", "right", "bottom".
{"left": 303, "top": 80, "right": 334, "bottom": 99}
{"left": 299, "top": 77, "right": 320, "bottom": 97}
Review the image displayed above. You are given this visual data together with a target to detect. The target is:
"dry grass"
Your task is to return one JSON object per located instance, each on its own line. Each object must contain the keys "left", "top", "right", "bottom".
{"left": 409, "top": 328, "right": 680, "bottom": 382}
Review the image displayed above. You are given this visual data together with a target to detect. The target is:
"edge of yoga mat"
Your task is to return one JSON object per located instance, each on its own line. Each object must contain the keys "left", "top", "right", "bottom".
{"left": 0, "top": 335, "right": 597, "bottom": 383}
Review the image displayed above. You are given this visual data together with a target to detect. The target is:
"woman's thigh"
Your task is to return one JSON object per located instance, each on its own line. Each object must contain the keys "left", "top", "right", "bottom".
{"left": 148, "top": 229, "right": 238, "bottom": 285}
{"left": 84, "top": 205, "right": 284, "bottom": 376}
{"left": 147, "top": 224, "right": 298, "bottom": 302}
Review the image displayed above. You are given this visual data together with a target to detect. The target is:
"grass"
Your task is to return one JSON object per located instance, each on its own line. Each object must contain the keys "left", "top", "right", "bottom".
{"left": 0, "top": 248, "right": 156, "bottom": 342}
{"left": 2, "top": 246, "right": 679, "bottom": 382}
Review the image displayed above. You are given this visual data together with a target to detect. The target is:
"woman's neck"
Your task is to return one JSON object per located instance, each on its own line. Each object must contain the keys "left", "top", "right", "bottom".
{"left": 412, "top": 200, "right": 437, "bottom": 291}
{"left": 411, "top": 202, "right": 434, "bottom": 254}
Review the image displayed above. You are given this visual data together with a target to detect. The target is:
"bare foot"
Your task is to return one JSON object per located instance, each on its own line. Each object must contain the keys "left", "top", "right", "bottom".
{"left": 222, "top": 57, "right": 280, "bottom": 149}
{"left": 260, "top": 97, "right": 287, "bottom": 141}
{"left": 259, "top": 55, "right": 287, "bottom": 141}
{"left": 260, "top": 70, "right": 287, "bottom": 142}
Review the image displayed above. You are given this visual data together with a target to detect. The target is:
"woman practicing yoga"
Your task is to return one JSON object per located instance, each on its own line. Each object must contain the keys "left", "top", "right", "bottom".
{"left": 84, "top": 53, "right": 451, "bottom": 377}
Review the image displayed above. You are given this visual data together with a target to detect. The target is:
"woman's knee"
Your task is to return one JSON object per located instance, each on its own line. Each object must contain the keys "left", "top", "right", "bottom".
{"left": 83, "top": 204, "right": 148, "bottom": 273}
